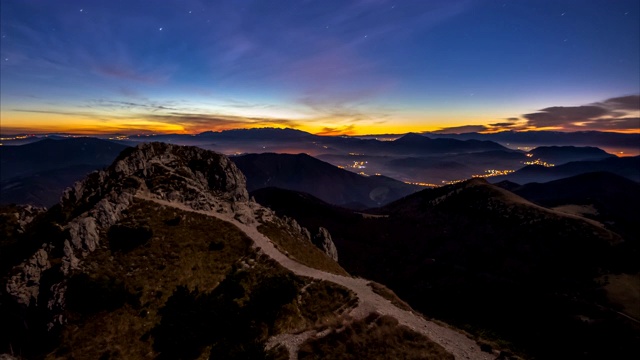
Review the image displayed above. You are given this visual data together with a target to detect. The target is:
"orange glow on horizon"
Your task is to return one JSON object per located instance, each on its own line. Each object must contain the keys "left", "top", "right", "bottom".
{"left": 1, "top": 111, "right": 638, "bottom": 136}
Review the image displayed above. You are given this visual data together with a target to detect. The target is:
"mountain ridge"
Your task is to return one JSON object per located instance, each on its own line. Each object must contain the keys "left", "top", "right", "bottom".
{"left": 1, "top": 142, "right": 491, "bottom": 360}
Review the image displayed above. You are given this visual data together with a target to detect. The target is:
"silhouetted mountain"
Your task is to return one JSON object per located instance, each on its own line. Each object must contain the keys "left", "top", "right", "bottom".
{"left": 493, "top": 180, "right": 521, "bottom": 192}
{"left": 253, "top": 179, "right": 639, "bottom": 359}
{"left": 232, "top": 153, "right": 420, "bottom": 208}
{"left": 427, "top": 130, "right": 640, "bottom": 152}
{"left": 0, "top": 138, "right": 128, "bottom": 181}
{"left": 393, "top": 133, "right": 508, "bottom": 153}
{"left": 501, "top": 172, "right": 640, "bottom": 242}
{"left": 197, "top": 127, "right": 315, "bottom": 141}
{"left": 528, "top": 146, "right": 614, "bottom": 164}
{"left": 0, "top": 165, "right": 98, "bottom": 207}
{"left": 251, "top": 187, "right": 360, "bottom": 223}
{"left": 491, "top": 155, "right": 640, "bottom": 184}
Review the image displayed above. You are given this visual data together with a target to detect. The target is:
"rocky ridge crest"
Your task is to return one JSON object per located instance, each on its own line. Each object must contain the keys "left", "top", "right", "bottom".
{"left": 5, "top": 142, "right": 338, "bottom": 328}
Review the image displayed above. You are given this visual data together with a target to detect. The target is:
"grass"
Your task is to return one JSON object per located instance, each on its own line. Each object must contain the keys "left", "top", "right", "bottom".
{"left": 602, "top": 273, "right": 640, "bottom": 321}
{"left": 258, "top": 221, "right": 349, "bottom": 276}
{"left": 298, "top": 312, "right": 454, "bottom": 360}
{"left": 298, "top": 281, "right": 358, "bottom": 327}
{"left": 367, "top": 281, "right": 413, "bottom": 312}
{"left": 52, "top": 199, "right": 254, "bottom": 360}
{"left": 50, "top": 199, "right": 358, "bottom": 360}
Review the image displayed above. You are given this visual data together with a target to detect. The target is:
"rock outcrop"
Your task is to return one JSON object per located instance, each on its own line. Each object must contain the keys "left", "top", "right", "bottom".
{"left": 13, "top": 204, "right": 47, "bottom": 233}
{"left": 5, "top": 142, "right": 252, "bottom": 323}
{"left": 5, "top": 247, "right": 51, "bottom": 306}
{"left": 313, "top": 227, "right": 339, "bottom": 261}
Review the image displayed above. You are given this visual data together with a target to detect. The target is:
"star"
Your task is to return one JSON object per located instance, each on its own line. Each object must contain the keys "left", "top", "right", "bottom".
{"left": 80, "top": 9, "right": 83, "bottom": 12}
{"left": 159, "top": 27, "right": 163, "bottom": 31}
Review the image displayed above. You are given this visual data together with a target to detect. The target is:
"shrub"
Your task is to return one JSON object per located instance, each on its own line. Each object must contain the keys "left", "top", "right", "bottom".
{"left": 66, "top": 273, "right": 133, "bottom": 314}
{"left": 107, "top": 223, "right": 152, "bottom": 252}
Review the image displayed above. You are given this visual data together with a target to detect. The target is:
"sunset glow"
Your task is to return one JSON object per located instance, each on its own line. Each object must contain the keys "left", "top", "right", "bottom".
{"left": 1, "top": 1, "right": 638, "bottom": 135}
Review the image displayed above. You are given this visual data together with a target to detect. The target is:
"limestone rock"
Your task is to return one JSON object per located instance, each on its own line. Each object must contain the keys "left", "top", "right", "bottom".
{"left": 313, "top": 227, "right": 339, "bottom": 262}
{"left": 5, "top": 247, "right": 51, "bottom": 306}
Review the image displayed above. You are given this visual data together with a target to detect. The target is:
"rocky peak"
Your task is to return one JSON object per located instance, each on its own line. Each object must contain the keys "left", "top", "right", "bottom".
{"left": 61, "top": 142, "right": 248, "bottom": 213}
{"left": 6, "top": 143, "right": 252, "bottom": 314}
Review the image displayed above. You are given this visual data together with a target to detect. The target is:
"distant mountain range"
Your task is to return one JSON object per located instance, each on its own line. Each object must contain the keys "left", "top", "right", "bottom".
{"left": 0, "top": 138, "right": 129, "bottom": 207}
{"left": 0, "top": 138, "right": 128, "bottom": 181}
{"left": 491, "top": 155, "right": 640, "bottom": 184}
{"left": 1, "top": 130, "right": 635, "bottom": 206}
{"left": 232, "top": 153, "right": 420, "bottom": 208}
{"left": 427, "top": 130, "right": 640, "bottom": 153}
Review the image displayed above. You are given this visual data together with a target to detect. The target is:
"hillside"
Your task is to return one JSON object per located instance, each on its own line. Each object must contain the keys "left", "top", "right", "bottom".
{"left": 503, "top": 171, "right": 640, "bottom": 246}
{"left": 0, "top": 138, "right": 128, "bottom": 180}
{"left": 0, "top": 138, "right": 129, "bottom": 206}
{"left": 528, "top": 146, "right": 614, "bottom": 164}
{"left": 253, "top": 180, "right": 639, "bottom": 359}
{"left": 0, "top": 165, "right": 99, "bottom": 207}
{"left": 491, "top": 155, "right": 640, "bottom": 184}
{"left": 1, "top": 143, "right": 490, "bottom": 360}
{"left": 232, "top": 153, "right": 420, "bottom": 208}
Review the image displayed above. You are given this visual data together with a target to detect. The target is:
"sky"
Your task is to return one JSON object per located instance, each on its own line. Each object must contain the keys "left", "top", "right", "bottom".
{"left": 1, "top": 0, "right": 639, "bottom": 135}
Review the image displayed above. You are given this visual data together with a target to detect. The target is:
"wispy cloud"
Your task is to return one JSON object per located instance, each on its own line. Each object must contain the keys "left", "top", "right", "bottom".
{"left": 316, "top": 125, "right": 358, "bottom": 136}
{"left": 432, "top": 95, "right": 640, "bottom": 134}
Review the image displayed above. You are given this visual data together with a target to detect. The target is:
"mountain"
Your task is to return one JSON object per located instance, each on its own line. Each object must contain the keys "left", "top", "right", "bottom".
{"left": 0, "top": 165, "right": 99, "bottom": 207}
{"left": 392, "top": 133, "right": 508, "bottom": 154}
{"left": 253, "top": 179, "right": 639, "bottom": 359}
{"left": 0, "top": 142, "right": 488, "bottom": 360}
{"left": 232, "top": 153, "right": 421, "bottom": 208}
{"left": 501, "top": 172, "right": 640, "bottom": 243}
{"left": 0, "top": 138, "right": 128, "bottom": 181}
{"left": 528, "top": 146, "right": 614, "bottom": 165}
{"left": 427, "top": 130, "right": 640, "bottom": 153}
{"left": 197, "top": 127, "right": 315, "bottom": 141}
{"left": 491, "top": 155, "right": 640, "bottom": 184}
{"left": 0, "top": 138, "right": 129, "bottom": 207}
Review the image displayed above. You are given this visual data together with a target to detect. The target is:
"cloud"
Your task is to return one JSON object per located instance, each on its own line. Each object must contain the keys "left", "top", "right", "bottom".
{"left": 316, "top": 125, "right": 357, "bottom": 136}
{"left": 431, "top": 125, "right": 488, "bottom": 134}
{"left": 142, "top": 112, "right": 300, "bottom": 133}
{"left": 521, "top": 95, "right": 639, "bottom": 130}
{"left": 429, "top": 95, "right": 640, "bottom": 134}
{"left": 522, "top": 106, "right": 610, "bottom": 128}
{"left": 597, "top": 95, "right": 640, "bottom": 111}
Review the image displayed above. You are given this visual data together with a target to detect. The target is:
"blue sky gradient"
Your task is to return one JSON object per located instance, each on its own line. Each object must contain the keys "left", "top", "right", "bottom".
{"left": 1, "top": 0, "right": 638, "bottom": 134}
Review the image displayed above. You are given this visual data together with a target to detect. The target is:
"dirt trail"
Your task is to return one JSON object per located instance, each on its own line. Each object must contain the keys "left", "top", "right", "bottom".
{"left": 138, "top": 196, "right": 492, "bottom": 360}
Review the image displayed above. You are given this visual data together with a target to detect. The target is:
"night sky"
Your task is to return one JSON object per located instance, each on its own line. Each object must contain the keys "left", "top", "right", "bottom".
{"left": 1, "top": 0, "right": 638, "bottom": 135}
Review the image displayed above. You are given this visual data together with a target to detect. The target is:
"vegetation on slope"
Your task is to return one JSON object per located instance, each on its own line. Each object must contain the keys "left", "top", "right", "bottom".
{"left": 298, "top": 312, "right": 453, "bottom": 360}
{"left": 253, "top": 180, "right": 640, "bottom": 359}
{"left": 40, "top": 199, "right": 360, "bottom": 360}
{"left": 258, "top": 221, "right": 349, "bottom": 276}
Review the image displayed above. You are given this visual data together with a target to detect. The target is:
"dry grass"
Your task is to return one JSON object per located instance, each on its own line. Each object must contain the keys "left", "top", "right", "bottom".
{"left": 298, "top": 312, "right": 454, "bottom": 360}
{"left": 367, "top": 281, "right": 413, "bottom": 312}
{"left": 298, "top": 281, "right": 358, "bottom": 328}
{"left": 50, "top": 199, "right": 359, "bottom": 359}
{"left": 258, "top": 222, "right": 349, "bottom": 276}
{"left": 602, "top": 273, "right": 640, "bottom": 321}
{"left": 51, "top": 199, "right": 254, "bottom": 360}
